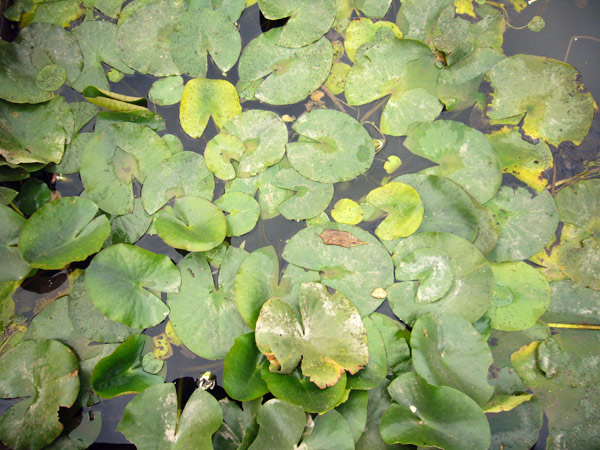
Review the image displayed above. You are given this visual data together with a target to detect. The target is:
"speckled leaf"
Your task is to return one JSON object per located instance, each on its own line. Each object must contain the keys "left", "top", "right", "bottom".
{"left": 555, "top": 178, "right": 600, "bottom": 234}
{"left": 487, "top": 127, "right": 553, "bottom": 193}
{"left": 489, "top": 262, "right": 550, "bottom": 331}
{"left": 0, "top": 206, "right": 30, "bottom": 283}
{"left": 117, "top": 382, "right": 223, "bottom": 449}
{"left": 168, "top": 248, "right": 251, "bottom": 360}
{"left": 299, "top": 409, "right": 354, "bottom": 450}
{"left": 283, "top": 223, "right": 394, "bottom": 316}
{"left": 324, "top": 62, "right": 351, "bottom": 95}
{"left": 180, "top": 78, "right": 242, "bottom": 138}
{"left": 256, "top": 282, "right": 368, "bottom": 388}
{"left": 366, "top": 182, "right": 424, "bottom": 240}
{"left": 287, "top": 109, "right": 374, "bottom": 183}
{"left": 381, "top": 372, "right": 491, "bottom": 450}
{"left": 80, "top": 122, "right": 171, "bottom": 215}
{"left": 223, "top": 332, "right": 269, "bottom": 401}
{"left": 171, "top": 9, "right": 241, "bottom": 77}
{"left": 237, "top": 28, "right": 333, "bottom": 105}
{"left": 554, "top": 224, "right": 600, "bottom": 290}
{"left": 0, "top": 339, "right": 79, "bottom": 450}
{"left": 486, "top": 54, "right": 595, "bottom": 146}
{"left": 485, "top": 186, "right": 558, "bottom": 262}
{"left": 148, "top": 76, "right": 184, "bottom": 106}
{"left": 389, "top": 232, "right": 494, "bottom": 324}
{"left": 405, "top": 120, "right": 502, "bottom": 203}
{"left": 247, "top": 399, "right": 305, "bottom": 450}
{"left": 257, "top": 0, "right": 335, "bottom": 48}
{"left": 85, "top": 243, "right": 181, "bottom": 329}
{"left": 395, "top": 0, "right": 452, "bottom": 42}
{"left": 91, "top": 334, "right": 164, "bottom": 399}
{"left": 345, "top": 38, "right": 441, "bottom": 136}
{"left": 511, "top": 333, "right": 600, "bottom": 449}
{"left": 542, "top": 280, "right": 600, "bottom": 326}
{"left": 346, "top": 316, "right": 387, "bottom": 390}
{"left": 156, "top": 197, "right": 227, "bottom": 251}
{"left": 344, "top": 18, "right": 402, "bottom": 62}
{"left": 411, "top": 313, "right": 494, "bottom": 405}
{"left": 487, "top": 396, "right": 543, "bottom": 450}
{"left": 47, "top": 132, "right": 92, "bottom": 175}
{"left": 117, "top": 0, "right": 185, "bottom": 76}
{"left": 142, "top": 152, "right": 214, "bottom": 215}
{"left": 273, "top": 168, "right": 334, "bottom": 221}
{"left": 4, "top": 0, "right": 84, "bottom": 27}
{"left": 18, "top": 197, "right": 109, "bottom": 270}
{"left": 188, "top": 0, "right": 245, "bottom": 21}
{"left": 331, "top": 198, "right": 363, "bottom": 225}
{"left": 0, "top": 97, "right": 73, "bottom": 165}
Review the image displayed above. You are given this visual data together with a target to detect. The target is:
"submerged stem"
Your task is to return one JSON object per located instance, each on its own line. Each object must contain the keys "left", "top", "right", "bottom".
{"left": 547, "top": 323, "right": 600, "bottom": 330}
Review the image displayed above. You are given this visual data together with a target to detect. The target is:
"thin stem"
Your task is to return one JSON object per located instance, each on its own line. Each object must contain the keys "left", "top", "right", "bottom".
{"left": 547, "top": 323, "right": 600, "bottom": 330}
{"left": 564, "top": 36, "right": 600, "bottom": 63}
{"left": 9, "top": 201, "right": 24, "bottom": 217}
{"left": 360, "top": 98, "right": 387, "bottom": 124}
{"left": 321, "top": 85, "right": 348, "bottom": 114}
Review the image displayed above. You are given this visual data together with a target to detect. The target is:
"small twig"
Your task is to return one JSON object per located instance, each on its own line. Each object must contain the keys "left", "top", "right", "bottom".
{"left": 321, "top": 85, "right": 347, "bottom": 114}
{"left": 9, "top": 201, "right": 24, "bottom": 217}
{"left": 564, "top": 35, "right": 600, "bottom": 63}
{"left": 547, "top": 323, "right": 600, "bottom": 330}
{"left": 360, "top": 97, "right": 387, "bottom": 124}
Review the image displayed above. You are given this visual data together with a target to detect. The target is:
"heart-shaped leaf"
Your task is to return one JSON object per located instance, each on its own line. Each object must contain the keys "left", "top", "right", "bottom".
{"left": 148, "top": 76, "right": 184, "bottom": 106}
{"left": 247, "top": 399, "right": 306, "bottom": 450}
{"left": 214, "top": 192, "right": 261, "bottom": 237}
{"left": 273, "top": 168, "right": 334, "bottom": 221}
{"left": 344, "top": 18, "right": 402, "bottom": 62}
{"left": 299, "top": 409, "right": 355, "bottom": 450}
{"left": 223, "top": 332, "right": 269, "bottom": 401}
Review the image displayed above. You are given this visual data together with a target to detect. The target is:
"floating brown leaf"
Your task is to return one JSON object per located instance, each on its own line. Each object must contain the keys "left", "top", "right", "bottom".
{"left": 319, "top": 229, "right": 367, "bottom": 247}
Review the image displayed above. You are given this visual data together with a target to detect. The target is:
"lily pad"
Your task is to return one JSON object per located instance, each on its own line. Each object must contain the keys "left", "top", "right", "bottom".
{"left": 188, "top": 0, "right": 245, "bottom": 21}
{"left": 344, "top": 18, "right": 402, "bottom": 62}
{"left": 257, "top": 0, "right": 336, "bottom": 48}
{"left": 488, "top": 262, "right": 550, "bottom": 331}
{"left": 155, "top": 197, "right": 227, "bottom": 251}
{"left": 346, "top": 316, "right": 387, "bottom": 390}
{"left": 299, "top": 409, "right": 354, "bottom": 450}
{"left": 171, "top": 9, "right": 241, "bottom": 77}
{"left": 223, "top": 332, "right": 269, "bottom": 401}
{"left": 411, "top": 313, "right": 494, "bottom": 405}
{"left": 283, "top": 223, "right": 395, "bottom": 316}
{"left": 104, "top": 198, "right": 153, "bottom": 246}
{"left": 85, "top": 243, "right": 181, "bottom": 329}
{"left": 247, "top": 399, "right": 305, "bottom": 450}
{"left": 117, "top": 382, "right": 223, "bottom": 449}
{"left": 117, "top": 0, "right": 186, "bottom": 76}
{"left": 331, "top": 198, "right": 363, "bottom": 225}
{"left": 13, "top": 178, "right": 50, "bottom": 216}
{"left": 0, "top": 187, "right": 17, "bottom": 206}
{"left": 485, "top": 54, "right": 595, "bottom": 146}
{"left": 366, "top": 182, "right": 424, "bottom": 240}
{"left": 0, "top": 206, "right": 30, "bottom": 283}
{"left": 484, "top": 186, "right": 559, "bottom": 262}
{"left": 287, "top": 109, "right": 374, "bottom": 183}
{"left": 369, "top": 313, "right": 411, "bottom": 375}
{"left": 380, "top": 372, "right": 491, "bottom": 450}
{"left": 345, "top": 37, "right": 442, "bottom": 136}
{"left": 237, "top": 28, "right": 333, "bottom": 105}
{"left": 395, "top": 0, "right": 453, "bottom": 42}
{"left": 389, "top": 231, "right": 494, "bottom": 324}
{"left": 487, "top": 127, "right": 553, "bottom": 193}
{"left": 255, "top": 282, "right": 368, "bottom": 388}
{"left": 542, "top": 280, "right": 600, "bottom": 326}
{"left": 273, "top": 168, "right": 334, "bottom": 221}
{"left": 405, "top": 120, "right": 502, "bottom": 204}
{"left": 80, "top": 122, "right": 171, "bottom": 216}
{"left": 168, "top": 248, "right": 250, "bottom": 360}
{"left": 336, "top": 390, "right": 368, "bottom": 444}
{"left": 214, "top": 192, "right": 260, "bottom": 236}
{"left": 324, "top": 62, "right": 351, "bottom": 95}
{"left": 18, "top": 197, "right": 110, "bottom": 270}
{"left": 213, "top": 397, "right": 261, "bottom": 450}
{"left": 91, "top": 334, "right": 164, "bottom": 399}
{"left": 487, "top": 396, "right": 543, "bottom": 450}
{"left": 142, "top": 152, "right": 214, "bottom": 215}
{"left": 148, "top": 76, "right": 184, "bottom": 106}
{"left": 555, "top": 178, "right": 600, "bottom": 234}
{"left": 554, "top": 224, "right": 600, "bottom": 290}
{"left": 180, "top": 78, "right": 242, "bottom": 139}
{"left": 0, "top": 339, "right": 79, "bottom": 450}
{"left": 4, "top": 0, "right": 85, "bottom": 27}
{"left": 0, "top": 97, "right": 73, "bottom": 165}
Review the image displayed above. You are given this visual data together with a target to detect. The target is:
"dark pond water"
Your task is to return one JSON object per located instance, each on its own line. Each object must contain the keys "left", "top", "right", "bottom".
{"left": 0, "top": 0, "right": 599, "bottom": 448}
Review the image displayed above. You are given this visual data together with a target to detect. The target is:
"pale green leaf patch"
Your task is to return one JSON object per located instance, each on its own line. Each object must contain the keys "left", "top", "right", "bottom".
{"left": 331, "top": 198, "right": 363, "bottom": 225}
{"left": 215, "top": 192, "right": 260, "bottom": 237}
{"left": 247, "top": 399, "right": 305, "bottom": 450}
{"left": 0, "top": 206, "right": 30, "bottom": 283}
{"left": 148, "top": 76, "right": 184, "bottom": 106}
{"left": 344, "top": 18, "right": 402, "bottom": 62}
{"left": 273, "top": 168, "right": 334, "bottom": 221}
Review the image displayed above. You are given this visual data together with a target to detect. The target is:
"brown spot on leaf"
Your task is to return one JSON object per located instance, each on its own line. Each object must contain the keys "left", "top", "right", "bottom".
{"left": 319, "top": 229, "right": 367, "bottom": 247}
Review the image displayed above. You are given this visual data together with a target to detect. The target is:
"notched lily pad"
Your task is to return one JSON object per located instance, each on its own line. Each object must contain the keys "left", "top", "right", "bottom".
{"left": 273, "top": 168, "right": 334, "bottom": 221}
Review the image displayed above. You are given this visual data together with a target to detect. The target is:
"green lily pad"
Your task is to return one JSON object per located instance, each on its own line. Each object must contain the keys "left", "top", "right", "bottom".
{"left": 45, "top": 410, "right": 103, "bottom": 450}
{"left": 91, "top": 334, "right": 164, "bottom": 399}
{"left": 0, "top": 339, "right": 79, "bottom": 450}
{"left": 485, "top": 54, "right": 595, "bottom": 146}
{"left": 411, "top": 313, "right": 494, "bottom": 405}
{"left": 247, "top": 399, "right": 305, "bottom": 450}
{"left": 555, "top": 178, "right": 600, "bottom": 234}
{"left": 13, "top": 178, "right": 50, "bottom": 216}
{"left": 331, "top": 198, "right": 363, "bottom": 225}
{"left": 237, "top": 28, "right": 333, "bottom": 105}
{"left": 223, "top": 332, "right": 269, "bottom": 401}
{"left": 389, "top": 231, "right": 493, "bottom": 324}
{"left": 0, "top": 206, "right": 30, "bottom": 283}
{"left": 395, "top": 0, "right": 452, "bottom": 42}
{"left": 369, "top": 313, "right": 411, "bottom": 376}
{"left": 487, "top": 396, "right": 543, "bottom": 450}
{"left": 0, "top": 187, "right": 17, "bottom": 206}
{"left": 405, "top": 120, "right": 502, "bottom": 204}
{"left": 287, "top": 109, "right": 374, "bottom": 183}
{"left": 366, "top": 182, "right": 424, "bottom": 240}
{"left": 142, "top": 152, "right": 214, "bottom": 215}
{"left": 71, "top": 21, "right": 134, "bottom": 92}
{"left": 213, "top": 397, "right": 261, "bottom": 450}
{"left": 155, "top": 197, "right": 227, "bottom": 251}
{"left": 393, "top": 173, "right": 479, "bottom": 242}
{"left": 336, "top": 390, "right": 368, "bottom": 444}
{"left": 82, "top": 86, "right": 147, "bottom": 112}
{"left": 487, "top": 126, "right": 553, "bottom": 193}
{"left": 188, "top": 0, "right": 245, "bottom": 21}
{"left": 117, "top": 382, "right": 223, "bottom": 449}
{"left": 345, "top": 37, "right": 441, "bottom": 136}
{"left": 168, "top": 248, "right": 250, "bottom": 359}
{"left": 18, "top": 197, "right": 110, "bottom": 270}
{"left": 256, "top": 282, "right": 368, "bottom": 388}
{"left": 542, "top": 280, "right": 600, "bottom": 326}
{"left": 511, "top": 332, "right": 600, "bottom": 449}
{"left": 283, "top": 223, "right": 394, "bottom": 316}
{"left": 0, "top": 97, "right": 73, "bottom": 165}
{"left": 346, "top": 316, "right": 387, "bottom": 390}
{"left": 104, "top": 198, "right": 153, "bottom": 247}
{"left": 214, "top": 192, "right": 260, "bottom": 236}
{"left": 180, "top": 78, "right": 242, "bottom": 139}
{"left": 117, "top": 0, "right": 186, "bottom": 76}
{"left": 273, "top": 168, "right": 334, "bottom": 221}
{"left": 80, "top": 122, "right": 170, "bottom": 216}
{"left": 381, "top": 372, "right": 491, "bottom": 450}
{"left": 5, "top": 0, "right": 84, "bottom": 27}
{"left": 344, "top": 18, "right": 402, "bottom": 62}
{"left": 234, "top": 245, "right": 320, "bottom": 329}
{"left": 171, "top": 9, "right": 241, "bottom": 77}
{"left": 260, "top": 365, "right": 349, "bottom": 413}
{"left": 484, "top": 186, "right": 559, "bottom": 262}
{"left": 488, "top": 262, "right": 550, "bottom": 331}
{"left": 299, "top": 409, "right": 354, "bottom": 450}
{"left": 95, "top": 110, "right": 166, "bottom": 133}
{"left": 554, "top": 224, "right": 600, "bottom": 290}
{"left": 85, "top": 243, "right": 181, "bottom": 329}
{"left": 324, "top": 62, "right": 351, "bottom": 95}
{"left": 148, "top": 76, "right": 184, "bottom": 106}
{"left": 257, "top": 0, "right": 336, "bottom": 48}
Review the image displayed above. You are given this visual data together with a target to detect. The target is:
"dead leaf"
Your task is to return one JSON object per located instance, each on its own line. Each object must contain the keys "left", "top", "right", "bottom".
{"left": 319, "top": 229, "right": 367, "bottom": 247}
{"left": 371, "top": 287, "right": 387, "bottom": 299}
